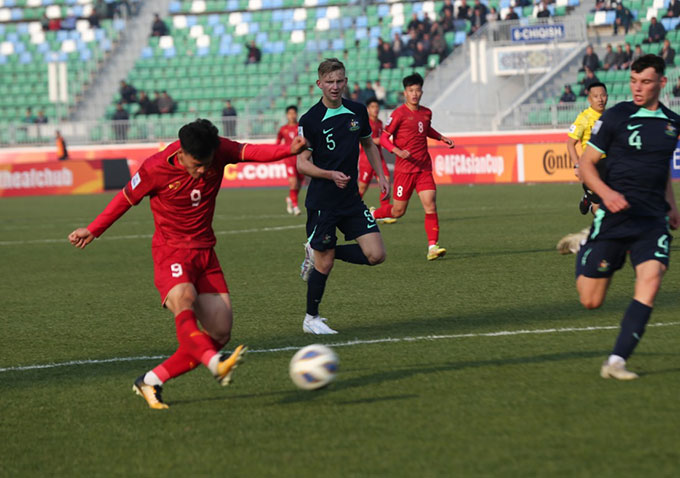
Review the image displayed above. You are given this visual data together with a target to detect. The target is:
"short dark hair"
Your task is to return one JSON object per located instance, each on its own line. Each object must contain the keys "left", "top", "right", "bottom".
{"left": 285, "top": 105, "right": 298, "bottom": 113}
{"left": 365, "top": 97, "right": 379, "bottom": 107}
{"left": 403, "top": 72, "right": 424, "bottom": 89}
{"left": 586, "top": 82, "right": 607, "bottom": 93}
{"left": 631, "top": 54, "right": 666, "bottom": 76}
{"left": 178, "top": 119, "right": 220, "bottom": 161}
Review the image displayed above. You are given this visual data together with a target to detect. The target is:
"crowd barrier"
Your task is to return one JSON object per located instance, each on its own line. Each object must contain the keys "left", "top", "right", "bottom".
{"left": 1, "top": 131, "right": 678, "bottom": 197}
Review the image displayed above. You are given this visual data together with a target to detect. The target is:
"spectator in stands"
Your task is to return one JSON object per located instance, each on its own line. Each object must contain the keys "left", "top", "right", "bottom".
{"left": 112, "top": 103, "right": 129, "bottom": 140}
{"left": 378, "top": 41, "right": 396, "bottom": 70}
{"left": 659, "top": 39, "right": 676, "bottom": 66}
{"left": 431, "top": 30, "right": 448, "bottom": 61}
{"left": 358, "top": 81, "right": 377, "bottom": 104}
{"left": 412, "top": 41, "right": 429, "bottom": 67}
{"left": 56, "top": 131, "right": 68, "bottom": 160}
{"left": 157, "top": 91, "right": 176, "bottom": 114}
{"left": 440, "top": 0, "right": 454, "bottom": 18}
{"left": 631, "top": 44, "right": 644, "bottom": 64}
{"left": 151, "top": 14, "right": 169, "bottom": 37}
{"left": 22, "top": 108, "right": 36, "bottom": 124}
{"left": 612, "top": 44, "right": 627, "bottom": 70}
{"left": 136, "top": 91, "right": 158, "bottom": 116}
{"left": 40, "top": 13, "right": 50, "bottom": 32}
{"left": 35, "top": 110, "right": 48, "bottom": 124}
{"left": 619, "top": 42, "right": 634, "bottom": 69}
{"left": 643, "top": 17, "right": 666, "bottom": 44}
{"left": 373, "top": 79, "right": 386, "bottom": 105}
{"left": 88, "top": 9, "right": 100, "bottom": 28}
{"left": 505, "top": 7, "right": 520, "bottom": 21}
{"left": 672, "top": 77, "right": 680, "bottom": 97}
{"left": 421, "top": 32, "right": 432, "bottom": 53}
{"left": 392, "top": 33, "right": 404, "bottom": 57}
{"left": 602, "top": 44, "right": 617, "bottom": 70}
{"left": 580, "top": 67, "right": 600, "bottom": 97}
{"left": 559, "top": 85, "right": 576, "bottom": 103}
{"left": 408, "top": 13, "right": 422, "bottom": 31}
{"left": 246, "top": 40, "right": 262, "bottom": 64}
{"left": 613, "top": 3, "right": 633, "bottom": 35}
{"left": 666, "top": 0, "right": 680, "bottom": 18}
{"left": 61, "top": 13, "right": 77, "bottom": 31}
{"left": 487, "top": 7, "right": 501, "bottom": 23}
{"left": 119, "top": 80, "right": 137, "bottom": 104}
{"left": 580, "top": 45, "right": 599, "bottom": 72}
{"left": 441, "top": 8, "right": 455, "bottom": 32}
{"left": 469, "top": 7, "right": 487, "bottom": 35}
{"left": 457, "top": 0, "right": 471, "bottom": 20}
{"left": 473, "top": 0, "right": 488, "bottom": 18}
{"left": 536, "top": 1, "right": 551, "bottom": 18}
{"left": 221, "top": 100, "right": 237, "bottom": 137}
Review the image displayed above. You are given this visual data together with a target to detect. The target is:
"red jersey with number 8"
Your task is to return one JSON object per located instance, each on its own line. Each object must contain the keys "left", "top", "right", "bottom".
{"left": 383, "top": 104, "right": 433, "bottom": 173}
{"left": 123, "top": 137, "right": 243, "bottom": 249}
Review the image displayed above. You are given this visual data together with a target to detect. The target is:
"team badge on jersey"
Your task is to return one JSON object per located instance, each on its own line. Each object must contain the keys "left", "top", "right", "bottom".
{"left": 168, "top": 180, "right": 181, "bottom": 190}
{"left": 597, "top": 259, "right": 610, "bottom": 272}
{"left": 349, "top": 119, "right": 360, "bottom": 131}
{"left": 664, "top": 122, "right": 677, "bottom": 137}
{"left": 131, "top": 172, "right": 141, "bottom": 189}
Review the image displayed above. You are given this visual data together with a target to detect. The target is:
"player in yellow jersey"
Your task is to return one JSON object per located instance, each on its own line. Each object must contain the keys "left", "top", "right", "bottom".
{"left": 557, "top": 82, "right": 608, "bottom": 254}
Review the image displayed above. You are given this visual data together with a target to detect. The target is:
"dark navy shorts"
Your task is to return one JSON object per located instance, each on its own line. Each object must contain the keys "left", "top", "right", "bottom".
{"left": 306, "top": 203, "right": 380, "bottom": 251}
{"left": 576, "top": 213, "right": 672, "bottom": 278}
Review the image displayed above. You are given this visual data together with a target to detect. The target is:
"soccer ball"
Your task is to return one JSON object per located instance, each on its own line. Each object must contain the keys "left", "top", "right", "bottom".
{"left": 289, "top": 344, "right": 339, "bottom": 390}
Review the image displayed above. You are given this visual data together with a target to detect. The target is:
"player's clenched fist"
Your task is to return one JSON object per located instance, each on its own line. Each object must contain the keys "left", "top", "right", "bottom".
{"left": 394, "top": 148, "right": 410, "bottom": 159}
{"left": 289, "top": 136, "right": 307, "bottom": 155}
{"left": 602, "top": 190, "right": 629, "bottom": 213}
{"left": 441, "top": 137, "right": 455, "bottom": 148}
{"left": 68, "top": 228, "right": 95, "bottom": 249}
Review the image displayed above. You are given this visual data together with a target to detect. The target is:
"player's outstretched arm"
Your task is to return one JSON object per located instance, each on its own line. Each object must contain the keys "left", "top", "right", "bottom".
{"left": 68, "top": 190, "right": 132, "bottom": 249}
{"left": 296, "top": 149, "right": 350, "bottom": 189}
{"left": 665, "top": 169, "right": 680, "bottom": 230}
{"left": 360, "top": 136, "right": 390, "bottom": 199}
{"left": 240, "top": 137, "right": 307, "bottom": 163}
{"left": 580, "top": 145, "right": 629, "bottom": 213}
{"left": 380, "top": 131, "right": 409, "bottom": 159}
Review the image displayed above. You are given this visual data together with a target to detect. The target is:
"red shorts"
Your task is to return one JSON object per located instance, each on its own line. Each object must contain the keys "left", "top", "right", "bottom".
{"left": 392, "top": 170, "right": 436, "bottom": 201}
{"left": 358, "top": 155, "right": 390, "bottom": 185}
{"left": 284, "top": 156, "right": 304, "bottom": 181}
{"left": 152, "top": 245, "right": 229, "bottom": 305}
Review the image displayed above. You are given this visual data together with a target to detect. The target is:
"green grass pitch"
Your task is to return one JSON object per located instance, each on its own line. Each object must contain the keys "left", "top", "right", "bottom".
{"left": 1, "top": 184, "right": 679, "bottom": 476}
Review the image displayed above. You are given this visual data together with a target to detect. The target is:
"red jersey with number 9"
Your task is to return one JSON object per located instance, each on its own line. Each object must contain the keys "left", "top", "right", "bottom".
{"left": 383, "top": 104, "right": 433, "bottom": 173}
{"left": 123, "top": 137, "right": 243, "bottom": 249}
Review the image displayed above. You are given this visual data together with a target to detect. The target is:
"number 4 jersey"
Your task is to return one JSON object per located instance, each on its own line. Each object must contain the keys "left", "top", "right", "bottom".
{"left": 587, "top": 101, "right": 680, "bottom": 218}
{"left": 298, "top": 98, "right": 372, "bottom": 210}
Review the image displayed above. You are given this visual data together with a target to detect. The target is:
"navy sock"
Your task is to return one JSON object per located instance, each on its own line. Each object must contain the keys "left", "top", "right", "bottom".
{"left": 306, "top": 268, "right": 328, "bottom": 316}
{"left": 612, "top": 299, "right": 652, "bottom": 360}
{"left": 335, "top": 244, "right": 370, "bottom": 265}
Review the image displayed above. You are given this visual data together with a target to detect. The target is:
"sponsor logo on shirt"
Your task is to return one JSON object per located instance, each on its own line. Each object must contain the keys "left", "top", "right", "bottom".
{"left": 591, "top": 120, "right": 602, "bottom": 135}
{"left": 349, "top": 119, "right": 360, "bottom": 131}
{"left": 131, "top": 172, "right": 141, "bottom": 189}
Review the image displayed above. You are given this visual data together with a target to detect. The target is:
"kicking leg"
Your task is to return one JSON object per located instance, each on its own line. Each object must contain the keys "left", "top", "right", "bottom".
{"left": 576, "top": 275, "right": 611, "bottom": 310}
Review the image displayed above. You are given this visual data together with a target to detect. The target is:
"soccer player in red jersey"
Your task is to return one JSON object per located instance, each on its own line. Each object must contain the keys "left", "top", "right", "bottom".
{"left": 371, "top": 73, "right": 454, "bottom": 260}
{"left": 68, "top": 119, "right": 305, "bottom": 409}
{"left": 277, "top": 105, "right": 303, "bottom": 216}
{"left": 358, "top": 97, "right": 395, "bottom": 224}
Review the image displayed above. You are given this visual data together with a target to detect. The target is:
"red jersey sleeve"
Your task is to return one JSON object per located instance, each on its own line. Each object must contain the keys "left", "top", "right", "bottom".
{"left": 427, "top": 125, "right": 442, "bottom": 141}
{"left": 123, "top": 157, "right": 158, "bottom": 205}
{"left": 383, "top": 108, "right": 402, "bottom": 137}
{"left": 276, "top": 127, "right": 284, "bottom": 145}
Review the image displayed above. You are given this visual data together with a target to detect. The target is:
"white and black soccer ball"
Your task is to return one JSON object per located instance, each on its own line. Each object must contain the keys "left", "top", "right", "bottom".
{"left": 289, "top": 344, "right": 339, "bottom": 390}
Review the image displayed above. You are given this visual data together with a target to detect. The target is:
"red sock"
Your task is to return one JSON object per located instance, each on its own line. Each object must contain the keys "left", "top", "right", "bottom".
{"left": 290, "top": 188, "right": 299, "bottom": 207}
{"left": 174, "top": 309, "right": 217, "bottom": 368}
{"left": 425, "top": 213, "right": 439, "bottom": 246}
{"left": 152, "top": 345, "right": 198, "bottom": 383}
{"left": 379, "top": 195, "right": 391, "bottom": 207}
{"left": 372, "top": 203, "right": 393, "bottom": 219}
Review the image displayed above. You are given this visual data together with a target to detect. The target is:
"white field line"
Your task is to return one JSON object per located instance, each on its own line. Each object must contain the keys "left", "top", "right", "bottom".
{"left": 2, "top": 321, "right": 678, "bottom": 374}
{"left": 0, "top": 224, "right": 304, "bottom": 246}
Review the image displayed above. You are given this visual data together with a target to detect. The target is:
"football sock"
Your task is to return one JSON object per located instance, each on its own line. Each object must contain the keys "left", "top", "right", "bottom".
{"left": 371, "top": 203, "right": 393, "bottom": 219}
{"left": 335, "top": 244, "right": 371, "bottom": 265}
{"left": 290, "top": 188, "right": 299, "bottom": 208}
{"left": 306, "top": 268, "right": 328, "bottom": 316}
{"left": 611, "top": 299, "right": 652, "bottom": 360}
{"left": 151, "top": 346, "right": 198, "bottom": 384}
{"left": 379, "top": 195, "right": 391, "bottom": 207}
{"left": 425, "top": 213, "right": 439, "bottom": 246}
{"left": 174, "top": 309, "right": 218, "bottom": 368}
{"left": 144, "top": 370, "right": 164, "bottom": 386}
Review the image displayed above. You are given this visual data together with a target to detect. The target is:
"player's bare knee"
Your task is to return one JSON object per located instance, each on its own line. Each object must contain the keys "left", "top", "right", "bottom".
{"left": 368, "top": 250, "right": 386, "bottom": 265}
{"left": 580, "top": 294, "right": 604, "bottom": 310}
{"left": 392, "top": 208, "right": 406, "bottom": 218}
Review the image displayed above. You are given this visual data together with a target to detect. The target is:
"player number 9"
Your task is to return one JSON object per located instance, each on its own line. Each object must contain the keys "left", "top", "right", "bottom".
{"left": 190, "top": 189, "right": 201, "bottom": 207}
{"left": 170, "top": 263, "right": 183, "bottom": 278}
